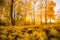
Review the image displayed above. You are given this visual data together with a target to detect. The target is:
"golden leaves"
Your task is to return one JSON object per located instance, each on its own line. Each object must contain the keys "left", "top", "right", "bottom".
{"left": 25, "top": 2, "right": 32, "bottom": 10}
{"left": 46, "top": 1, "right": 55, "bottom": 19}
{"left": 30, "top": 0, "right": 37, "bottom": 3}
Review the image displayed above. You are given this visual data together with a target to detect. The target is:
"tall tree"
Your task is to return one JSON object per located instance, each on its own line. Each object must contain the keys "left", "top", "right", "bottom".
{"left": 32, "top": 0, "right": 37, "bottom": 25}
{"left": 39, "top": 0, "right": 44, "bottom": 24}
{"left": 46, "top": 0, "right": 56, "bottom": 24}
{"left": 45, "top": 0, "right": 48, "bottom": 25}
{"left": 10, "top": 0, "right": 15, "bottom": 26}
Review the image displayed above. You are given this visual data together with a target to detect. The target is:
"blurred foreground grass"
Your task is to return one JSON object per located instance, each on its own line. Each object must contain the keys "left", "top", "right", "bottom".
{"left": 0, "top": 24, "right": 60, "bottom": 40}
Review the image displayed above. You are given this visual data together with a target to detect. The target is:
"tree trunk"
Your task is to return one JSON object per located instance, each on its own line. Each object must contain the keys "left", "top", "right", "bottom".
{"left": 33, "top": 3, "right": 35, "bottom": 25}
{"left": 40, "top": 10, "right": 42, "bottom": 25}
{"left": 10, "top": 0, "right": 15, "bottom": 26}
{"left": 41, "top": 14, "right": 42, "bottom": 24}
{"left": 45, "top": 0, "right": 47, "bottom": 25}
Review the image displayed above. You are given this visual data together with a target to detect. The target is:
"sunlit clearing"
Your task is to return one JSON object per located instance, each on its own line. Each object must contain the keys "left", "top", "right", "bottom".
{"left": 47, "top": 19, "right": 54, "bottom": 23}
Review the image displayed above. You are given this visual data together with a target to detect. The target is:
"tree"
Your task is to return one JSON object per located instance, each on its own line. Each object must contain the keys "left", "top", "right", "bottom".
{"left": 38, "top": 1, "right": 44, "bottom": 24}
{"left": 46, "top": 0, "right": 56, "bottom": 24}
{"left": 10, "top": 0, "right": 15, "bottom": 26}
{"left": 31, "top": 0, "right": 37, "bottom": 25}
{"left": 25, "top": 1, "right": 33, "bottom": 25}
{"left": 45, "top": 0, "right": 48, "bottom": 25}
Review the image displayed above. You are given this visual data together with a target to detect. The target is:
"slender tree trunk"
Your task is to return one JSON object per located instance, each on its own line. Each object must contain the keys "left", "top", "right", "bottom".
{"left": 41, "top": 14, "right": 42, "bottom": 24}
{"left": 24, "top": 0, "right": 27, "bottom": 25}
{"left": 39, "top": 0, "right": 43, "bottom": 25}
{"left": 10, "top": 0, "right": 15, "bottom": 26}
{"left": 33, "top": 3, "right": 35, "bottom": 25}
{"left": 40, "top": 0, "right": 42, "bottom": 25}
{"left": 45, "top": 0, "right": 47, "bottom": 25}
{"left": 40, "top": 8, "right": 42, "bottom": 24}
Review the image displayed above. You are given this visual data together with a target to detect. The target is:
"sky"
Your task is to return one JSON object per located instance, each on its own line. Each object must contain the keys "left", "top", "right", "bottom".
{"left": 53, "top": 0, "right": 60, "bottom": 11}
